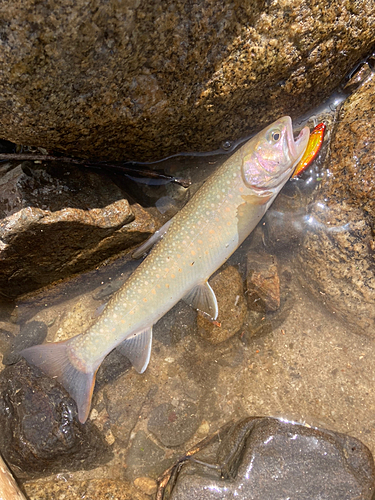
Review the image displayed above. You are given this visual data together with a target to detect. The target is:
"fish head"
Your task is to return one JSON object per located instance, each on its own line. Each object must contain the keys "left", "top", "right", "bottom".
{"left": 242, "top": 116, "right": 310, "bottom": 195}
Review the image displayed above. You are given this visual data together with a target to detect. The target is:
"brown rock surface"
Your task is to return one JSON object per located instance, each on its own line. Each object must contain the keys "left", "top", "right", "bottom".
{"left": 24, "top": 478, "right": 148, "bottom": 500}
{"left": 297, "top": 74, "right": 375, "bottom": 335}
{"left": 0, "top": 162, "right": 156, "bottom": 298}
{"left": 0, "top": 1, "right": 374, "bottom": 160}
{"left": 326, "top": 75, "right": 375, "bottom": 223}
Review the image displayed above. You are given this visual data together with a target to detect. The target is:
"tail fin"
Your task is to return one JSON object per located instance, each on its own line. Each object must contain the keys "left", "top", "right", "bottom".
{"left": 20, "top": 340, "right": 97, "bottom": 423}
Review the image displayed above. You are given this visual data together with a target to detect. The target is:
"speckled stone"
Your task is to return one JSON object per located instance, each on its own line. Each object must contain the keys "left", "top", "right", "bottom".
{"left": 23, "top": 478, "right": 148, "bottom": 500}
{"left": 0, "top": 1, "right": 374, "bottom": 160}
{"left": 297, "top": 75, "right": 375, "bottom": 336}
{"left": 326, "top": 75, "right": 375, "bottom": 224}
{"left": 0, "top": 162, "right": 156, "bottom": 298}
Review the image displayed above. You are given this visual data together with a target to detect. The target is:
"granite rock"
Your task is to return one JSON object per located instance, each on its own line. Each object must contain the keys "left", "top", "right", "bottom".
{"left": 297, "top": 75, "right": 375, "bottom": 336}
{"left": 24, "top": 478, "right": 148, "bottom": 500}
{"left": 0, "top": 162, "right": 155, "bottom": 298}
{"left": 0, "top": 1, "right": 374, "bottom": 160}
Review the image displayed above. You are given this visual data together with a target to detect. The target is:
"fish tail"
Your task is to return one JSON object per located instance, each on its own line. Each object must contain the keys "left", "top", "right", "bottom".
{"left": 20, "top": 340, "right": 98, "bottom": 424}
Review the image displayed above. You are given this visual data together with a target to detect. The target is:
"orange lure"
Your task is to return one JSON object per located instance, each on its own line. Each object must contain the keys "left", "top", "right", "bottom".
{"left": 291, "top": 122, "right": 326, "bottom": 178}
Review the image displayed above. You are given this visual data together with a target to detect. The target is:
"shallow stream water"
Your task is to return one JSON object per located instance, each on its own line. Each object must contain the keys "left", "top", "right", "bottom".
{"left": 0, "top": 66, "right": 375, "bottom": 499}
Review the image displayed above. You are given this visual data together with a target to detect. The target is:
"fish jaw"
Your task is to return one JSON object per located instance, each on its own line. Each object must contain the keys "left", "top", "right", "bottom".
{"left": 241, "top": 116, "right": 310, "bottom": 193}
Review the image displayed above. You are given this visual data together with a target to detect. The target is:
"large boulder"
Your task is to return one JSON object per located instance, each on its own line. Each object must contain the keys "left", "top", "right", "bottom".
{"left": 0, "top": 0, "right": 374, "bottom": 160}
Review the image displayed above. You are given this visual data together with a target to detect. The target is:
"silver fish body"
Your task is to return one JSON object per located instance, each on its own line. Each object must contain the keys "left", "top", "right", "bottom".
{"left": 22, "top": 116, "right": 309, "bottom": 422}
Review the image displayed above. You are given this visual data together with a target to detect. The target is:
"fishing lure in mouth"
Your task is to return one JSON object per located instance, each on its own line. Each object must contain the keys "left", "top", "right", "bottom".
{"left": 291, "top": 122, "right": 326, "bottom": 178}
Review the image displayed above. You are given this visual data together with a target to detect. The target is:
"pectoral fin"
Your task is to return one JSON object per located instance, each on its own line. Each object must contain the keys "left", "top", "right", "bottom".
{"left": 132, "top": 219, "right": 173, "bottom": 259}
{"left": 116, "top": 327, "right": 153, "bottom": 373}
{"left": 183, "top": 281, "right": 218, "bottom": 320}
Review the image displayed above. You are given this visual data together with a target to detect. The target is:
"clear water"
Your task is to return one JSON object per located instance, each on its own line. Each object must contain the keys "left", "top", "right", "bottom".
{"left": 1, "top": 69, "right": 375, "bottom": 497}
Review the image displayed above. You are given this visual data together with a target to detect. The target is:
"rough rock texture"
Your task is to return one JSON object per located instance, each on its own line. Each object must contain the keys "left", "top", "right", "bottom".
{"left": 2, "top": 320, "right": 47, "bottom": 364}
{"left": 168, "top": 417, "right": 375, "bottom": 500}
{"left": 246, "top": 252, "right": 280, "bottom": 312}
{"left": 326, "top": 75, "right": 375, "bottom": 224}
{"left": 0, "top": 162, "right": 156, "bottom": 298}
{"left": 197, "top": 266, "right": 247, "bottom": 344}
{"left": 0, "top": 360, "right": 111, "bottom": 476}
{"left": 24, "top": 478, "right": 148, "bottom": 500}
{"left": 297, "top": 75, "right": 375, "bottom": 335}
{"left": 0, "top": 0, "right": 374, "bottom": 160}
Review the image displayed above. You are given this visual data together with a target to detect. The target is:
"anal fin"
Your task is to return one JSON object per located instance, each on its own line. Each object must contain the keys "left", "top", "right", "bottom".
{"left": 116, "top": 327, "right": 152, "bottom": 373}
{"left": 132, "top": 219, "right": 173, "bottom": 259}
{"left": 183, "top": 281, "right": 218, "bottom": 320}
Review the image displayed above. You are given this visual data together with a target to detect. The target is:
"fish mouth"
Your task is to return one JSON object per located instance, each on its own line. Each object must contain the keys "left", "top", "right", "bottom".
{"left": 285, "top": 116, "right": 310, "bottom": 161}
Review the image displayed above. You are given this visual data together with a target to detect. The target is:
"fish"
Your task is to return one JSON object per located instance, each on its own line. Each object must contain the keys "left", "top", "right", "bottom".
{"left": 291, "top": 122, "right": 326, "bottom": 178}
{"left": 21, "top": 116, "right": 309, "bottom": 423}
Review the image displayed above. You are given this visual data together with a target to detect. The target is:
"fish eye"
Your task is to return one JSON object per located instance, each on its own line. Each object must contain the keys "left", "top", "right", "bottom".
{"left": 266, "top": 128, "right": 282, "bottom": 144}
{"left": 271, "top": 130, "right": 280, "bottom": 141}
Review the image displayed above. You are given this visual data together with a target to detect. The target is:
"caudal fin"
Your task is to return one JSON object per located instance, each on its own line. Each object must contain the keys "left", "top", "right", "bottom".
{"left": 20, "top": 340, "right": 97, "bottom": 423}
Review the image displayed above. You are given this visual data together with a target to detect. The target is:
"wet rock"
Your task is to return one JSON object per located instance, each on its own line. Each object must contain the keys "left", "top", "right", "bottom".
{"left": 0, "top": 360, "right": 110, "bottom": 476}
{"left": 246, "top": 252, "right": 280, "bottom": 312}
{"left": 0, "top": 1, "right": 374, "bottom": 160}
{"left": 298, "top": 200, "right": 375, "bottom": 335}
{"left": 197, "top": 266, "right": 247, "bottom": 345}
{"left": 0, "top": 321, "right": 18, "bottom": 355}
{"left": 133, "top": 476, "right": 158, "bottom": 496}
{"left": 24, "top": 478, "right": 148, "bottom": 500}
{"left": 148, "top": 401, "right": 201, "bottom": 447}
{"left": 167, "top": 417, "right": 375, "bottom": 500}
{"left": 326, "top": 75, "right": 375, "bottom": 224}
{"left": 2, "top": 320, "right": 48, "bottom": 365}
{"left": 104, "top": 372, "right": 158, "bottom": 444}
{"left": 124, "top": 431, "right": 174, "bottom": 481}
{"left": 297, "top": 75, "right": 375, "bottom": 335}
{"left": 0, "top": 162, "right": 156, "bottom": 298}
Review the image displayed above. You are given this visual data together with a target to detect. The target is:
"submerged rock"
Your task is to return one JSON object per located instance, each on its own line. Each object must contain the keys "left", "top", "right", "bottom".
{"left": 24, "top": 478, "right": 148, "bottom": 500}
{"left": 0, "top": 162, "right": 155, "bottom": 298}
{"left": 0, "top": 360, "right": 110, "bottom": 476}
{"left": 246, "top": 251, "right": 280, "bottom": 313}
{"left": 0, "top": 1, "right": 374, "bottom": 160}
{"left": 165, "top": 417, "right": 375, "bottom": 500}
{"left": 2, "top": 320, "right": 48, "bottom": 365}
{"left": 197, "top": 266, "right": 247, "bottom": 345}
{"left": 297, "top": 75, "right": 375, "bottom": 336}
{"left": 148, "top": 401, "right": 201, "bottom": 447}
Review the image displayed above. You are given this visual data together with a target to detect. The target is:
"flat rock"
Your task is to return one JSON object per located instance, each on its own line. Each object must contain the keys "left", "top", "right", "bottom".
{"left": 0, "top": 162, "right": 156, "bottom": 298}
{"left": 147, "top": 401, "right": 201, "bottom": 447}
{"left": 0, "top": 1, "right": 374, "bottom": 160}
{"left": 168, "top": 417, "right": 375, "bottom": 500}
{"left": 197, "top": 266, "right": 247, "bottom": 345}
{"left": 0, "top": 360, "right": 110, "bottom": 477}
